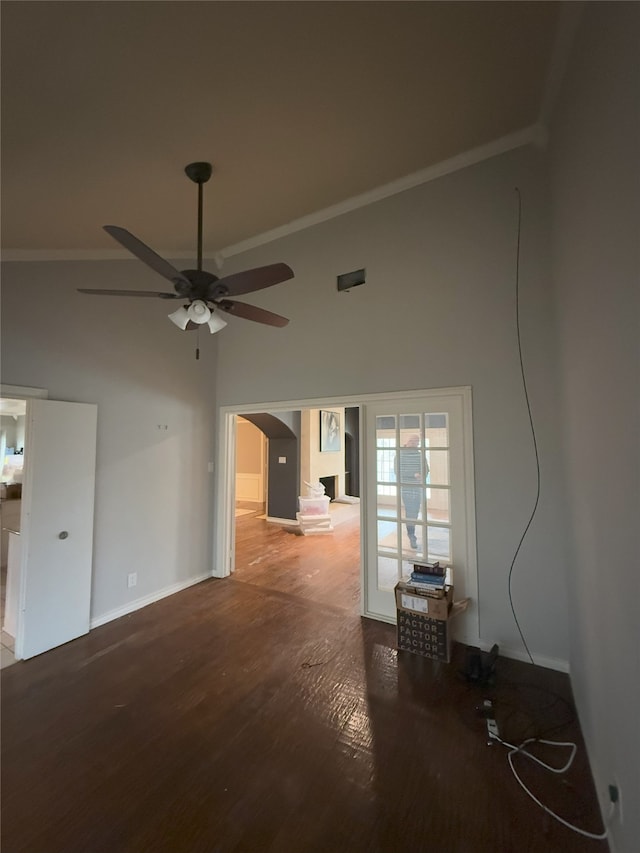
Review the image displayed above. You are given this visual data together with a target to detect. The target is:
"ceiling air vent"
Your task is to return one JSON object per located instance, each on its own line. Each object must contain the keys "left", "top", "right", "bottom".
{"left": 337, "top": 268, "right": 366, "bottom": 293}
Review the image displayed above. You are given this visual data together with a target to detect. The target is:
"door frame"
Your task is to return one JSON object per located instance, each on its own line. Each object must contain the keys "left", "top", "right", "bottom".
{"left": 215, "top": 387, "right": 478, "bottom": 641}
{"left": 1, "top": 385, "right": 48, "bottom": 659}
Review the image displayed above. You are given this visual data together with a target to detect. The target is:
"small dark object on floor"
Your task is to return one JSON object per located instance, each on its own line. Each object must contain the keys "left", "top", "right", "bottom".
{"left": 463, "top": 643, "right": 499, "bottom": 686}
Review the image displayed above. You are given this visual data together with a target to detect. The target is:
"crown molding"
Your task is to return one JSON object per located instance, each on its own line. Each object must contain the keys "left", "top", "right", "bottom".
{"left": 221, "top": 124, "right": 541, "bottom": 258}
{"left": 2, "top": 123, "right": 540, "bottom": 263}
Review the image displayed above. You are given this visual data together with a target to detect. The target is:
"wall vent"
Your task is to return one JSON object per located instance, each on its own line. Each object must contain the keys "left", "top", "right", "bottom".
{"left": 337, "top": 268, "right": 366, "bottom": 292}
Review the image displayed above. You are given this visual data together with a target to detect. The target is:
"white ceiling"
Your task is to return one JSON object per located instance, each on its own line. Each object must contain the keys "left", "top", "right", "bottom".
{"left": 1, "top": 1, "right": 560, "bottom": 258}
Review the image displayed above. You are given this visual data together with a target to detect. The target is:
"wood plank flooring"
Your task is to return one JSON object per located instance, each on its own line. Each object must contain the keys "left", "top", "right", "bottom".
{"left": 1, "top": 513, "right": 609, "bottom": 853}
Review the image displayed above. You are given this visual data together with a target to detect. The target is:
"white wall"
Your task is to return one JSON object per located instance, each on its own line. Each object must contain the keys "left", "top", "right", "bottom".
{"left": 300, "top": 408, "right": 346, "bottom": 496}
{"left": 214, "top": 145, "right": 570, "bottom": 666}
{"left": 0, "top": 260, "right": 217, "bottom": 622}
{"left": 548, "top": 4, "right": 639, "bottom": 850}
{"left": 235, "top": 418, "right": 264, "bottom": 503}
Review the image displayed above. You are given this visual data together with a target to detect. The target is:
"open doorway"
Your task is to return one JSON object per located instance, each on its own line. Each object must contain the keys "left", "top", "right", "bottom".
{"left": 235, "top": 417, "right": 267, "bottom": 519}
{"left": 227, "top": 403, "right": 362, "bottom": 613}
{"left": 0, "top": 396, "right": 26, "bottom": 669}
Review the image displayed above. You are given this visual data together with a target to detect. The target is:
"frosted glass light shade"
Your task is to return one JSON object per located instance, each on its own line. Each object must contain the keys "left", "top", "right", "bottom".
{"left": 168, "top": 305, "right": 190, "bottom": 330}
{"left": 207, "top": 311, "right": 228, "bottom": 334}
{"left": 187, "top": 300, "right": 211, "bottom": 324}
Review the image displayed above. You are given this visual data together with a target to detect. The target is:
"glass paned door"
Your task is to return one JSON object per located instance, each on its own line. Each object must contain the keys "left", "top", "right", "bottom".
{"left": 364, "top": 392, "right": 476, "bottom": 629}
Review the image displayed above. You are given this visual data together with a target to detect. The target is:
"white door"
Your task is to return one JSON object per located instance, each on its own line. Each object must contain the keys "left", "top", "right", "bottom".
{"left": 16, "top": 399, "right": 97, "bottom": 660}
{"left": 363, "top": 390, "right": 478, "bottom": 644}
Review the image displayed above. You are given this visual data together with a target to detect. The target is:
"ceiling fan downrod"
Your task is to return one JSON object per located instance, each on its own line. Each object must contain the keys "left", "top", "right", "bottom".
{"left": 184, "top": 162, "right": 213, "bottom": 273}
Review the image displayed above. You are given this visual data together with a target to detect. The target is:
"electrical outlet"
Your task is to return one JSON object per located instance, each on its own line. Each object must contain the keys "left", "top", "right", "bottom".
{"left": 127, "top": 572, "right": 137, "bottom": 588}
{"left": 481, "top": 699, "right": 500, "bottom": 744}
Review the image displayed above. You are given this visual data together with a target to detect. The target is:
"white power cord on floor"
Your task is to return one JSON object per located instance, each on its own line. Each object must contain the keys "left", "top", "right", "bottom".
{"left": 491, "top": 732, "right": 612, "bottom": 840}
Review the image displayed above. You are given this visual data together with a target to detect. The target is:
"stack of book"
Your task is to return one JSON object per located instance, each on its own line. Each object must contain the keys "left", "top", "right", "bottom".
{"left": 405, "top": 560, "right": 450, "bottom": 598}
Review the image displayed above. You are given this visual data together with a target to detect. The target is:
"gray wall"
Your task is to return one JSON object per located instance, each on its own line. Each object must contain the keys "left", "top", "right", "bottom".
{"left": 345, "top": 406, "right": 360, "bottom": 497}
{"left": 1, "top": 261, "right": 217, "bottom": 622}
{"left": 548, "top": 4, "right": 639, "bottom": 851}
{"left": 267, "top": 437, "right": 298, "bottom": 519}
{"left": 242, "top": 411, "right": 300, "bottom": 519}
{"left": 214, "top": 144, "right": 570, "bottom": 667}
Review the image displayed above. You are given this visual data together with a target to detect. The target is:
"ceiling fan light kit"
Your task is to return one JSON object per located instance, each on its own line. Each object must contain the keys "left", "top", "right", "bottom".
{"left": 168, "top": 302, "right": 228, "bottom": 334}
{"left": 79, "top": 162, "right": 294, "bottom": 344}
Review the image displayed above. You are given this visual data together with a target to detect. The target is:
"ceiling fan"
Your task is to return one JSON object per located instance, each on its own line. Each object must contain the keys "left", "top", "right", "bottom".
{"left": 78, "top": 162, "right": 294, "bottom": 336}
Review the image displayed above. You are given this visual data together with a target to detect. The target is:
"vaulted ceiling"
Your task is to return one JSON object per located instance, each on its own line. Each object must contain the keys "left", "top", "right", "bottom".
{"left": 1, "top": 1, "right": 559, "bottom": 257}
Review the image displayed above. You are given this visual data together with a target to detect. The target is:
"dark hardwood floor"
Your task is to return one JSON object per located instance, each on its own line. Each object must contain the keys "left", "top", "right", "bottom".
{"left": 1, "top": 512, "right": 609, "bottom": 853}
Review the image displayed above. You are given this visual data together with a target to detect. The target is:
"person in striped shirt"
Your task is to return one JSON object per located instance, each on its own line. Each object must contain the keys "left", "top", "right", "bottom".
{"left": 395, "top": 434, "right": 429, "bottom": 550}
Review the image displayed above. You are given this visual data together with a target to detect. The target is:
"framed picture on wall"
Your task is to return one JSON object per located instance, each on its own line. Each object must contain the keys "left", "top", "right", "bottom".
{"left": 320, "top": 410, "right": 341, "bottom": 452}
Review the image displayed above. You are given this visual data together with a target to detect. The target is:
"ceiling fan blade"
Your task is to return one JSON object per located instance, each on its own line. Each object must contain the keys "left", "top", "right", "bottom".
{"left": 78, "top": 288, "right": 180, "bottom": 299}
{"left": 216, "top": 299, "right": 289, "bottom": 327}
{"left": 104, "top": 225, "right": 191, "bottom": 289}
{"left": 211, "top": 263, "right": 294, "bottom": 298}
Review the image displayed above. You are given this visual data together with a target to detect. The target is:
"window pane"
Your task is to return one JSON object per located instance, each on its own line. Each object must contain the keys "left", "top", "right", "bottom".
{"left": 397, "top": 448, "right": 428, "bottom": 485}
{"left": 376, "top": 486, "right": 397, "bottom": 518}
{"left": 377, "top": 519, "right": 397, "bottom": 554}
{"left": 377, "top": 555, "right": 399, "bottom": 591}
{"left": 376, "top": 416, "right": 396, "bottom": 448}
{"left": 404, "top": 536, "right": 425, "bottom": 560}
{"left": 427, "top": 526, "right": 451, "bottom": 562}
{"left": 376, "top": 449, "right": 396, "bottom": 485}
{"left": 399, "top": 414, "right": 420, "bottom": 449}
{"left": 399, "top": 486, "right": 424, "bottom": 523}
{"left": 426, "top": 449, "right": 449, "bottom": 486}
{"left": 399, "top": 414, "right": 421, "bottom": 428}
{"left": 400, "top": 553, "right": 418, "bottom": 580}
{"left": 426, "top": 488, "right": 450, "bottom": 523}
{"left": 425, "top": 413, "right": 449, "bottom": 448}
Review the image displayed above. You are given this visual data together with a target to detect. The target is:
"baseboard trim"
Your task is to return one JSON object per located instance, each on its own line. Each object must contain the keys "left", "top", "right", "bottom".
{"left": 478, "top": 640, "right": 569, "bottom": 673}
{"left": 359, "top": 620, "right": 569, "bottom": 674}
{"left": 90, "top": 573, "right": 211, "bottom": 629}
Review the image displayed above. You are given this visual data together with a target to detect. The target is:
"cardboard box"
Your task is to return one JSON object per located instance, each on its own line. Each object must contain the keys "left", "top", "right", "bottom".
{"left": 395, "top": 581, "right": 453, "bottom": 620}
{"left": 395, "top": 582, "right": 469, "bottom": 663}
{"left": 397, "top": 609, "right": 452, "bottom": 661}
